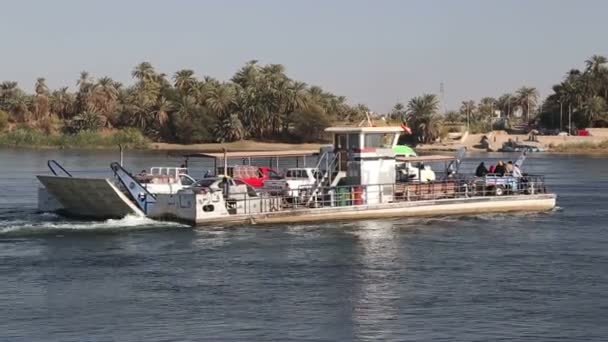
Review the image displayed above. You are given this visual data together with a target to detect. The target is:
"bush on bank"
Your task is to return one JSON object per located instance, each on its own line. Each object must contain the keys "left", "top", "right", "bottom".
{"left": 552, "top": 139, "right": 608, "bottom": 152}
{"left": 0, "top": 127, "right": 149, "bottom": 149}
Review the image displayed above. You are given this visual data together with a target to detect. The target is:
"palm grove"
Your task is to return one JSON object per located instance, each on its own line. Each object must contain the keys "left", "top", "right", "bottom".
{"left": 0, "top": 61, "right": 371, "bottom": 145}
{"left": 390, "top": 55, "right": 608, "bottom": 143}
{"left": 1, "top": 55, "right": 607, "bottom": 147}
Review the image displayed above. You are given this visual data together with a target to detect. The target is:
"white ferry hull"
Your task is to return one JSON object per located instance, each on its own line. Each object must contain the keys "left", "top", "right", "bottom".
{"left": 149, "top": 193, "right": 556, "bottom": 227}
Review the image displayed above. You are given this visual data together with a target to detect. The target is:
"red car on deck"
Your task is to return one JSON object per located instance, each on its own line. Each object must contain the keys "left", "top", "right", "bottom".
{"left": 218, "top": 165, "right": 283, "bottom": 188}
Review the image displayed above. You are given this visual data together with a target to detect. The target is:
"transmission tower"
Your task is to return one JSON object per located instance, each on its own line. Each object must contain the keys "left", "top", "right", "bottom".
{"left": 440, "top": 82, "right": 446, "bottom": 114}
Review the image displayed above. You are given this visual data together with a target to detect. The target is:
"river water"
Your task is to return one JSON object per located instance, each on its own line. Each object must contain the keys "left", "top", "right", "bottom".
{"left": 0, "top": 149, "right": 607, "bottom": 341}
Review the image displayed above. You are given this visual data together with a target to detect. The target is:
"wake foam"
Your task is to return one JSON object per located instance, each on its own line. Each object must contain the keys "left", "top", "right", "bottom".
{"left": 0, "top": 213, "right": 186, "bottom": 236}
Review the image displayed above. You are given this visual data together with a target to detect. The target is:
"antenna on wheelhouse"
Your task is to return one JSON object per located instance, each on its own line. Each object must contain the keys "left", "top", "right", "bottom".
{"left": 440, "top": 82, "right": 446, "bottom": 114}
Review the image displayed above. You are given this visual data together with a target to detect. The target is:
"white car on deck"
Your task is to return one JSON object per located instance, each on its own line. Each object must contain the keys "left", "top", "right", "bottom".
{"left": 193, "top": 176, "right": 257, "bottom": 199}
{"left": 263, "top": 168, "right": 320, "bottom": 198}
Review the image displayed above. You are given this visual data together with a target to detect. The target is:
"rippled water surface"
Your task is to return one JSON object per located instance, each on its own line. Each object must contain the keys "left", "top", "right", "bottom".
{"left": 1, "top": 149, "right": 607, "bottom": 341}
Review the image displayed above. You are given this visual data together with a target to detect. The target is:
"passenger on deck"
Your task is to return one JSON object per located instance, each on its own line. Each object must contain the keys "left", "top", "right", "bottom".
{"left": 221, "top": 176, "right": 230, "bottom": 197}
{"left": 494, "top": 161, "right": 506, "bottom": 176}
{"left": 475, "top": 162, "right": 488, "bottom": 177}
{"left": 488, "top": 164, "right": 496, "bottom": 174}
{"left": 506, "top": 161, "right": 514, "bottom": 174}
{"left": 512, "top": 163, "right": 522, "bottom": 177}
{"left": 139, "top": 169, "right": 147, "bottom": 176}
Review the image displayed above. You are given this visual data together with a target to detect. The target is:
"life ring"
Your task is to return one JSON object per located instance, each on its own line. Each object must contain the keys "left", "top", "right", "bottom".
{"left": 211, "top": 192, "right": 221, "bottom": 203}
{"left": 198, "top": 193, "right": 210, "bottom": 205}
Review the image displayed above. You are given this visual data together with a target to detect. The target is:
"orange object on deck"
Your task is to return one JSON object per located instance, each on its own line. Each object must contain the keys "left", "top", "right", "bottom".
{"left": 353, "top": 186, "right": 364, "bottom": 205}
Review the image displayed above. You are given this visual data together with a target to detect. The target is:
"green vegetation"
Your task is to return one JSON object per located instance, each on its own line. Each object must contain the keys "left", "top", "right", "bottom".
{"left": 2, "top": 55, "right": 607, "bottom": 149}
{"left": 552, "top": 140, "right": 608, "bottom": 152}
{"left": 389, "top": 87, "right": 540, "bottom": 143}
{"left": 0, "top": 127, "right": 148, "bottom": 149}
{"left": 540, "top": 55, "right": 608, "bottom": 131}
{"left": 0, "top": 61, "right": 370, "bottom": 145}
{"left": 0, "top": 110, "right": 8, "bottom": 132}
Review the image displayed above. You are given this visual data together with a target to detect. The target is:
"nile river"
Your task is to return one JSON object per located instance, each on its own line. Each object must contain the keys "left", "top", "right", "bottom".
{"left": 0, "top": 149, "right": 607, "bottom": 341}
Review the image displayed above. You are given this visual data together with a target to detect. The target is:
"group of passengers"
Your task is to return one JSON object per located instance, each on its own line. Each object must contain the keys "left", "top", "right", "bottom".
{"left": 475, "top": 160, "right": 522, "bottom": 177}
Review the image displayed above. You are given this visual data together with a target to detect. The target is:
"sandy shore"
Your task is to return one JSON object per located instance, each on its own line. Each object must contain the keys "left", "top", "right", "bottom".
{"left": 416, "top": 129, "right": 608, "bottom": 155}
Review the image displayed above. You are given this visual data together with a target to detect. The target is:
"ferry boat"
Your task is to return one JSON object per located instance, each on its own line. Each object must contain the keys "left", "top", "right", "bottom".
{"left": 36, "top": 126, "right": 556, "bottom": 226}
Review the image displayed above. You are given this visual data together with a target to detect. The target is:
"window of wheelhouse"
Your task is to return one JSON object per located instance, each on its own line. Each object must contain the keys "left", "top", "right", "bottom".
{"left": 335, "top": 134, "right": 347, "bottom": 150}
{"left": 347, "top": 133, "right": 360, "bottom": 149}
{"left": 364, "top": 133, "right": 395, "bottom": 148}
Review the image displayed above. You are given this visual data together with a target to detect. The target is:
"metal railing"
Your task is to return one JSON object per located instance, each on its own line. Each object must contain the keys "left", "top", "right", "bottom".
{"left": 218, "top": 174, "right": 549, "bottom": 216}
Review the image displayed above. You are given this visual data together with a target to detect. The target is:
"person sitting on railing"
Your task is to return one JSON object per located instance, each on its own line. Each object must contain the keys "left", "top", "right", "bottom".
{"left": 494, "top": 161, "right": 506, "bottom": 176}
{"left": 512, "top": 163, "right": 522, "bottom": 178}
{"left": 475, "top": 162, "right": 488, "bottom": 177}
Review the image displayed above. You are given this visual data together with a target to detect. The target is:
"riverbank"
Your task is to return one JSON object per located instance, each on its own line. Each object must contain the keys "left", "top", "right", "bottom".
{"left": 0, "top": 129, "right": 324, "bottom": 152}
{"left": 416, "top": 129, "right": 608, "bottom": 155}
{"left": 2, "top": 127, "right": 607, "bottom": 155}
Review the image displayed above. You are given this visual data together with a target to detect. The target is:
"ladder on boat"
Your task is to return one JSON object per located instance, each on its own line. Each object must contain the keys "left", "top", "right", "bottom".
{"left": 110, "top": 162, "right": 157, "bottom": 214}
{"left": 304, "top": 151, "right": 342, "bottom": 206}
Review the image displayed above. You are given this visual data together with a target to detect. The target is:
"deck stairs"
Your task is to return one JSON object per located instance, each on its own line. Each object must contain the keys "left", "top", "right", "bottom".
{"left": 304, "top": 151, "right": 342, "bottom": 206}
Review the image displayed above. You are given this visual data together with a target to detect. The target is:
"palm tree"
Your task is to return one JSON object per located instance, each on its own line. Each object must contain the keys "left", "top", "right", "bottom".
{"left": 585, "top": 55, "right": 607, "bottom": 75}
{"left": 232, "top": 60, "right": 260, "bottom": 88}
{"left": 50, "top": 87, "right": 75, "bottom": 119}
{"left": 390, "top": 102, "right": 406, "bottom": 121}
{"left": 93, "top": 77, "right": 119, "bottom": 123}
{"left": 35, "top": 78, "right": 49, "bottom": 96}
{"left": 153, "top": 96, "right": 171, "bottom": 128}
{"left": 213, "top": 113, "right": 245, "bottom": 142}
{"left": 584, "top": 55, "right": 608, "bottom": 100}
{"left": 584, "top": 95, "right": 606, "bottom": 124}
{"left": 444, "top": 110, "right": 462, "bottom": 123}
{"left": 279, "top": 80, "right": 309, "bottom": 133}
{"left": 75, "top": 71, "right": 95, "bottom": 114}
{"left": 205, "top": 84, "right": 236, "bottom": 117}
{"left": 406, "top": 94, "right": 441, "bottom": 143}
{"left": 496, "top": 93, "right": 515, "bottom": 118}
{"left": 515, "top": 86, "right": 539, "bottom": 122}
{"left": 0, "top": 81, "right": 21, "bottom": 111}
{"left": 77, "top": 71, "right": 91, "bottom": 89}
{"left": 478, "top": 97, "right": 497, "bottom": 129}
{"left": 174, "top": 69, "right": 197, "bottom": 95}
{"left": 124, "top": 92, "right": 152, "bottom": 131}
{"left": 33, "top": 78, "right": 50, "bottom": 120}
{"left": 132, "top": 62, "right": 156, "bottom": 83}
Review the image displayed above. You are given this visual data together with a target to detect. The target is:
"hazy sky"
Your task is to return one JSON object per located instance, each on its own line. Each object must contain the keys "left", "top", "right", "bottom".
{"left": 1, "top": 0, "right": 607, "bottom": 112}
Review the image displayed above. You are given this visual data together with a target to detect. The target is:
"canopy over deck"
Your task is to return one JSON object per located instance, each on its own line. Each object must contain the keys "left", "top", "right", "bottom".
{"left": 183, "top": 150, "right": 319, "bottom": 159}
{"left": 396, "top": 155, "right": 456, "bottom": 163}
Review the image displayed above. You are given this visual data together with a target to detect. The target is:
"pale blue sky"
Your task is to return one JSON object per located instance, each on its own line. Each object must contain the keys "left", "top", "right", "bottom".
{"left": 1, "top": 0, "right": 606, "bottom": 112}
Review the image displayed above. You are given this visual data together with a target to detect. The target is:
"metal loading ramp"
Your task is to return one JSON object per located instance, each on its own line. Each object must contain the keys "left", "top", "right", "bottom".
{"left": 37, "top": 176, "right": 143, "bottom": 219}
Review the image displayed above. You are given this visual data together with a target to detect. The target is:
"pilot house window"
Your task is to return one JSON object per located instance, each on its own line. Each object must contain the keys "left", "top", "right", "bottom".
{"left": 364, "top": 133, "right": 393, "bottom": 148}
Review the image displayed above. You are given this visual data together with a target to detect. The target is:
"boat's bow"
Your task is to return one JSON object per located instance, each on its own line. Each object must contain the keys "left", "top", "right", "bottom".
{"left": 37, "top": 175, "right": 143, "bottom": 219}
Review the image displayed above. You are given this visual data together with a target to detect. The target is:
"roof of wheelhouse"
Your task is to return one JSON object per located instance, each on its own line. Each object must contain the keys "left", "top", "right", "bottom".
{"left": 325, "top": 126, "right": 404, "bottom": 133}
